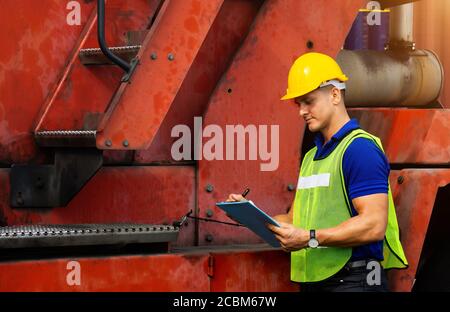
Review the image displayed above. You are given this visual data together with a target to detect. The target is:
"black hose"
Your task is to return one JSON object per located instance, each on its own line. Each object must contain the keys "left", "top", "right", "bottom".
{"left": 97, "top": 0, "right": 131, "bottom": 72}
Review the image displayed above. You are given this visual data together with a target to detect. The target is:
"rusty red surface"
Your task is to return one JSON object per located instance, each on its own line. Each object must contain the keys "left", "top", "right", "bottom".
{"left": 97, "top": 0, "right": 225, "bottom": 150}
{"left": 198, "top": 0, "right": 365, "bottom": 245}
{"left": 0, "top": 0, "right": 95, "bottom": 163}
{"left": 0, "top": 166, "right": 196, "bottom": 247}
{"left": 135, "top": 0, "right": 264, "bottom": 163}
{"left": 349, "top": 108, "right": 450, "bottom": 165}
{"left": 210, "top": 248, "right": 298, "bottom": 292}
{"left": 0, "top": 253, "right": 210, "bottom": 292}
{"left": 0, "top": 246, "right": 295, "bottom": 292}
{"left": 35, "top": 0, "right": 160, "bottom": 132}
{"left": 388, "top": 169, "right": 450, "bottom": 291}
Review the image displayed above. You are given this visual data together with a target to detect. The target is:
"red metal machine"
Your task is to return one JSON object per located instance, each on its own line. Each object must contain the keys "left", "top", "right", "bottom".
{"left": 0, "top": 0, "right": 448, "bottom": 292}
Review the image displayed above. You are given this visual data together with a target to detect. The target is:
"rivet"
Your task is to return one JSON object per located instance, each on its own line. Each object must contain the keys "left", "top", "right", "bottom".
{"left": 16, "top": 193, "right": 24, "bottom": 206}
{"left": 205, "top": 184, "right": 214, "bottom": 193}
{"left": 168, "top": 53, "right": 175, "bottom": 61}
{"left": 397, "top": 176, "right": 404, "bottom": 184}
{"left": 123, "top": 140, "right": 129, "bottom": 147}
{"left": 287, "top": 184, "right": 296, "bottom": 192}
{"left": 206, "top": 209, "right": 214, "bottom": 218}
{"left": 306, "top": 40, "right": 314, "bottom": 49}
{"left": 105, "top": 139, "right": 112, "bottom": 147}
{"left": 150, "top": 52, "right": 157, "bottom": 60}
{"left": 35, "top": 177, "right": 44, "bottom": 189}
{"left": 205, "top": 234, "right": 213, "bottom": 242}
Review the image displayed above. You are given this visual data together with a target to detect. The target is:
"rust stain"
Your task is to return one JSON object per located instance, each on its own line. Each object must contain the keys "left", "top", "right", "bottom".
{"left": 184, "top": 17, "right": 199, "bottom": 33}
{"left": 190, "top": 0, "right": 202, "bottom": 15}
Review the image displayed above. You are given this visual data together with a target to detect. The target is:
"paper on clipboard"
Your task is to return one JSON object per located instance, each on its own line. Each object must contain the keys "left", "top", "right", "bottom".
{"left": 216, "top": 200, "right": 281, "bottom": 247}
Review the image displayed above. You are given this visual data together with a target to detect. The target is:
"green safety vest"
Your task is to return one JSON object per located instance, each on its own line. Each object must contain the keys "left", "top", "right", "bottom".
{"left": 291, "top": 128, "right": 408, "bottom": 283}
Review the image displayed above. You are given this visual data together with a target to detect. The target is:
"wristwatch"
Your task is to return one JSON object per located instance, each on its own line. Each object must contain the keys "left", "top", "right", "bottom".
{"left": 308, "top": 229, "right": 319, "bottom": 248}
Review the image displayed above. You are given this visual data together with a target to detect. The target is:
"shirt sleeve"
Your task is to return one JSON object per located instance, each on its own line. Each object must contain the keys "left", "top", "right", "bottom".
{"left": 342, "top": 137, "right": 390, "bottom": 200}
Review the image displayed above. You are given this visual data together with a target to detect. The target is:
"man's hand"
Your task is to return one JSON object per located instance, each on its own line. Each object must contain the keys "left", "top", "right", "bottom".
{"left": 267, "top": 221, "right": 309, "bottom": 252}
{"left": 226, "top": 193, "right": 246, "bottom": 202}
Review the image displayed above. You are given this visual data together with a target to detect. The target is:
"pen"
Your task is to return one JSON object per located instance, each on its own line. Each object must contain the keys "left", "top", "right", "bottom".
{"left": 242, "top": 188, "right": 250, "bottom": 198}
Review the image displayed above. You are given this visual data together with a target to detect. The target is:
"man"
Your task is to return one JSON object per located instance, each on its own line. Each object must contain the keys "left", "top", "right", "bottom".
{"left": 227, "top": 52, "right": 408, "bottom": 292}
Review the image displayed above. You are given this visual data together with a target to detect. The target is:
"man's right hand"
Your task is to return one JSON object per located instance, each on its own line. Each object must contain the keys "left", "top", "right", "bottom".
{"left": 224, "top": 193, "right": 247, "bottom": 223}
{"left": 226, "top": 193, "right": 246, "bottom": 202}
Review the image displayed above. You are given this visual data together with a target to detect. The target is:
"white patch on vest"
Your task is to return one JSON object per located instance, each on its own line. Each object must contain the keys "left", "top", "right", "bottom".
{"left": 297, "top": 173, "right": 331, "bottom": 189}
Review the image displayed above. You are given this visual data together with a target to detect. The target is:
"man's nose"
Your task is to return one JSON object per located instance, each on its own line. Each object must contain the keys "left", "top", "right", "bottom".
{"left": 299, "top": 104, "right": 308, "bottom": 117}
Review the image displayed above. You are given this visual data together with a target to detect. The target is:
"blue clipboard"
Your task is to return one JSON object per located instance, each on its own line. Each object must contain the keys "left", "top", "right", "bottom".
{"left": 216, "top": 200, "right": 281, "bottom": 247}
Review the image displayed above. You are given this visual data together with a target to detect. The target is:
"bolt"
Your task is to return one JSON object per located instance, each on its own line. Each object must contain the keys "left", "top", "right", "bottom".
{"left": 150, "top": 52, "right": 157, "bottom": 60}
{"left": 168, "top": 53, "right": 175, "bottom": 61}
{"left": 123, "top": 140, "right": 129, "bottom": 148}
{"left": 16, "top": 194, "right": 24, "bottom": 206}
{"left": 35, "top": 177, "right": 44, "bottom": 189}
{"left": 397, "top": 176, "right": 404, "bottom": 184}
{"left": 306, "top": 40, "right": 314, "bottom": 49}
{"left": 206, "top": 209, "right": 214, "bottom": 218}
{"left": 105, "top": 139, "right": 112, "bottom": 147}
{"left": 205, "top": 184, "right": 214, "bottom": 193}
{"left": 205, "top": 234, "right": 213, "bottom": 242}
{"left": 287, "top": 184, "right": 296, "bottom": 192}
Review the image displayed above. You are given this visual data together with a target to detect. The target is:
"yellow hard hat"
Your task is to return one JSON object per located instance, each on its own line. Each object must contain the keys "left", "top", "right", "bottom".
{"left": 281, "top": 52, "right": 348, "bottom": 100}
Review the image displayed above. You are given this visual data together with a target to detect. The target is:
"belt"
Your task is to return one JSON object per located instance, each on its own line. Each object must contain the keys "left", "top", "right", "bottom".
{"left": 345, "top": 259, "right": 378, "bottom": 269}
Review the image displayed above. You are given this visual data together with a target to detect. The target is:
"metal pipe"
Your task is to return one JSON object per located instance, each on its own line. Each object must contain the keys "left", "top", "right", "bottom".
{"left": 389, "top": 2, "right": 414, "bottom": 44}
{"left": 337, "top": 49, "right": 443, "bottom": 107}
{"left": 97, "top": 0, "right": 131, "bottom": 73}
{"left": 379, "top": 0, "right": 420, "bottom": 9}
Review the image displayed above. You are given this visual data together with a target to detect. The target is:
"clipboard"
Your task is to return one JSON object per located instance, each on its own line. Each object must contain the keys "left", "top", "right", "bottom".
{"left": 216, "top": 200, "right": 281, "bottom": 247}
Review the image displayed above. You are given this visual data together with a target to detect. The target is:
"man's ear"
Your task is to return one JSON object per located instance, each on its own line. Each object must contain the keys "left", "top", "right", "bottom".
{"left": 331, "top": 87, "right": 341, "bottom": 105}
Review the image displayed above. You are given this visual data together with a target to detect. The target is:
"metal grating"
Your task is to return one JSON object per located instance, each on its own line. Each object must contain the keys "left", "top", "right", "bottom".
{"left": 79, "top": 45, "right": 141, "bottom": 65}
{"left": 0, "top": 224, "right": 179, "bottom": 249}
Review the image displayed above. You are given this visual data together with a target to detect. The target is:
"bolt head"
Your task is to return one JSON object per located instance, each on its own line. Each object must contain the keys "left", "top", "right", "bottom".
{"left": 16, "top": 197, "right": 24, "bottom": 206}
{"left": 206, "top": 209, "right": 214, "bottom": 218}
{"left": 168, "top": 53, "right": 175, "bottom": 61}
{"left": 123, "top": 140, "right": 129, "bottom": 147}
{"left": 287, "top": 184, "right": 295, "bottom": 192}
{"left": 397, "top": 176, "right": 404, "bottom": 184}
{"left": 205, "top": 184, "right": 214, "bottom": 193}
{"left": 150, "top": 52, "right": 157, "bottom": 60}
{"left": 35, "top": 180, "right": 44, "bottom": 189}
{"left": 105, "top": 139, "right": 112, "bottom": 147}
{"left": 205, "top": 234, "right": 213, "bottom": 242}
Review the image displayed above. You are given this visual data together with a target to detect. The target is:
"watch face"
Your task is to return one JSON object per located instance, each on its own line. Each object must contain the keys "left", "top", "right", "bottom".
{"left": 308, "top": 238, "right": 319, "bottom": 248}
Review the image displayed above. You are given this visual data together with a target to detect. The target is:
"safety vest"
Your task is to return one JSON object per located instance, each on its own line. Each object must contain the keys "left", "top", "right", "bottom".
{"left": 291, "top": 128, "right": 408, "bottom": 283}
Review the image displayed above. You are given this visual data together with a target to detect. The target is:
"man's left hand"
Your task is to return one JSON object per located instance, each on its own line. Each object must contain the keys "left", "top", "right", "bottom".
{"left": 267, "top": 222, "right": 309, "bottom": 252}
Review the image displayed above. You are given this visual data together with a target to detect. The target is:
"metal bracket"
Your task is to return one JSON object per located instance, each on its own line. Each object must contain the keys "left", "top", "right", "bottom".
{"left": 10, "top": 149, "right": 103, "bottom": 208}
{"left": 121, "top": 58, "right": 140, "bottom": 83}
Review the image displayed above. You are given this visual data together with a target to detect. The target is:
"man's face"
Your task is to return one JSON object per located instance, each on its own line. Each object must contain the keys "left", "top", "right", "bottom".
{"left": 294, "top": 86, "right": 337, "bottom": 132}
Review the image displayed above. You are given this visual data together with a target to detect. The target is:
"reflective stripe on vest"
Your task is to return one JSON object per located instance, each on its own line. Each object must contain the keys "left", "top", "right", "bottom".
{"left": 291, "top": 129, "right": 408, "bottom": 283}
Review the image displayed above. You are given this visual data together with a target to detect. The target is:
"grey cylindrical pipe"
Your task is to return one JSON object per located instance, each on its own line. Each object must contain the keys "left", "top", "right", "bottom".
{"left": 389, "top": 3, "right": 414, "bottom": 43}
{"left": 337, "top": 49, "right": 443, "bottom": 107}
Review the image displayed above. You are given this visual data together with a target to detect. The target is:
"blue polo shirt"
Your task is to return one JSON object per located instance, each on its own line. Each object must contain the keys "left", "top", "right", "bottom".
{"left": 312, "top": 118, "right": 387, "bottom": 261}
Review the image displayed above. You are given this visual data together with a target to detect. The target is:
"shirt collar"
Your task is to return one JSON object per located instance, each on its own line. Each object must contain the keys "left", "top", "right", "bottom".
{"left": 313, "top": 118, "right": 360, "bottom": 148}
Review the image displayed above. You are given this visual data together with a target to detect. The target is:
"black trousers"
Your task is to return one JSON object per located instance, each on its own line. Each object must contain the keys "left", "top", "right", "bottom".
{"left": 300, "top": 262, "right": 389, "bottom": 292}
